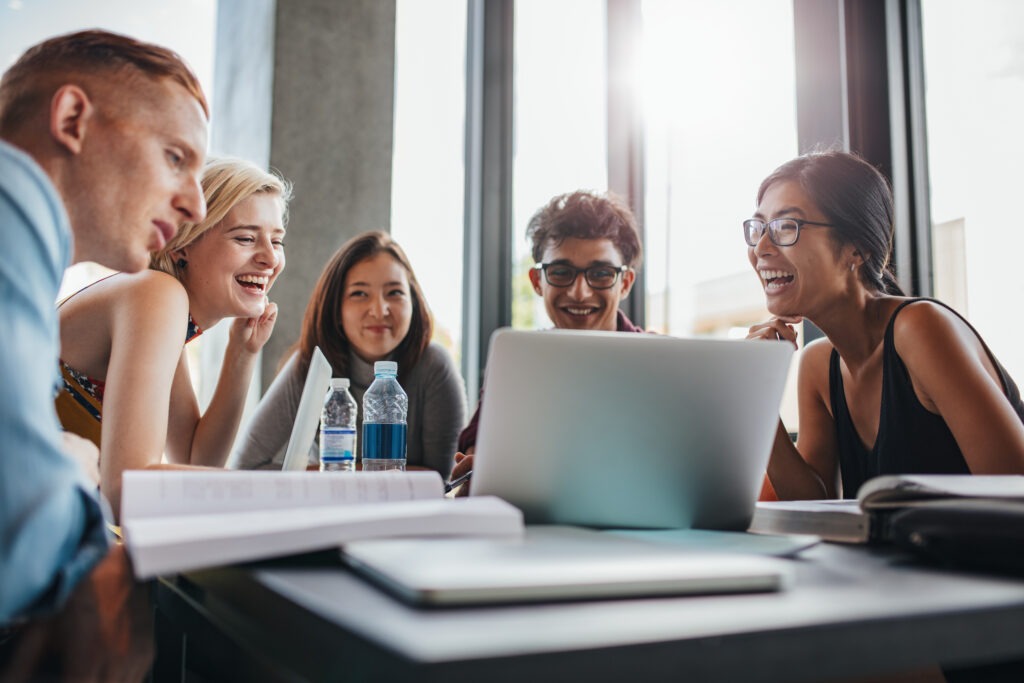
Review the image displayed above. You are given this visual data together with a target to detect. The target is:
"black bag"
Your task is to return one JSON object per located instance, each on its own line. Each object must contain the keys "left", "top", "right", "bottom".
{"left": 889, "top": 499, "right": 1024, "bottom": 576}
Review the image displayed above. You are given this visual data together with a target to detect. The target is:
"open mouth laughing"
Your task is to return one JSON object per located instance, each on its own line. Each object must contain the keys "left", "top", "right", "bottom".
{"left": 759, "top": 269, "right": 794, "bottom": 291}
{"left": 236, "top": 274, "right": 270, "bottom": 293}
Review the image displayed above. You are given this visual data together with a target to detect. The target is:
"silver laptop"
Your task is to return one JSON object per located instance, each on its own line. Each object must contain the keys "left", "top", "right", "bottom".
{"left": 342, "top": 526, "right": 790, "bottom": 606}
{"left": 281, "top": 346, "right": 333, "bottom": 471}
{"left": 471, "top": 329, "right": 793, "bottom": 530}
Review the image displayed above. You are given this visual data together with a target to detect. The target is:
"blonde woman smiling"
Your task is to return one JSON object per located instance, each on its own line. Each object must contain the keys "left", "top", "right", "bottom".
{"left": 56, "top": 157, "right": 291, "bottom": 516}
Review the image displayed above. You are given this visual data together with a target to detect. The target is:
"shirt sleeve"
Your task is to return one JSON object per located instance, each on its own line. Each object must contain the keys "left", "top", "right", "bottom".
{"left": 0, "top": 143, "right": 110, "bottom": 624}
{"left": 232, "top": 351, "right": 305, "bottom": 469}
{"left": 413, "top": 344, "right": 467, "bottom": 479}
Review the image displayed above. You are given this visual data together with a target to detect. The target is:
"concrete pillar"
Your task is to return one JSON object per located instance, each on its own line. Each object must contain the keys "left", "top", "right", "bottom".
{"left": 265, "top": 0, "right": 397, "bottom": 382}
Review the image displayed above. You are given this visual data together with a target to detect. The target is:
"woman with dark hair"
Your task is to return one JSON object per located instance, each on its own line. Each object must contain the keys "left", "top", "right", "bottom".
{"left": 235, "top": 230, "right": 466, "bottom": 477}
{"left": 746, "top": 150, "right": 1024, "bottom": 500}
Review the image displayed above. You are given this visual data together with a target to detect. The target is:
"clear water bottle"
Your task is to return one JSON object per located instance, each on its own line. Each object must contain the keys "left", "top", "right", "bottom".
{"left": 362, "top": 361, "right": 407, "bottom": 472}
{"left": 320, "top": 377, "right": 358, "bottom": 471}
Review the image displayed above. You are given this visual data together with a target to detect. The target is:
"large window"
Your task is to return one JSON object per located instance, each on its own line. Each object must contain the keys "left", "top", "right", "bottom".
{"left": 391, "top": 0, "right": 467, "bottom": 363}
{"left": 921, "top": 0, "right": 1024, "bottom": 381}
{"left": 511, "top": 0, "right": 608, "bottom": 329}
{"left": 640, "top": 0, "right": 800, "bottom": 424}
{"left": 641, "top": 0, "right": 798, "bottom": 339}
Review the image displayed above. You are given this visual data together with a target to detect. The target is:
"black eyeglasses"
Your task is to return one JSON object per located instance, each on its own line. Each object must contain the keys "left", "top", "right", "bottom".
{"left": 533, "top": 262, "right": 629, "bottom": 290}
{"left": 743, "top": 218, "right": 835, "bottom": 247}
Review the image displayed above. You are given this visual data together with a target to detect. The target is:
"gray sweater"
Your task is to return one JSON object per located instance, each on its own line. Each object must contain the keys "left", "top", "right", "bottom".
{"left": 233, "top": 343, "right": 467, "bottom": 478}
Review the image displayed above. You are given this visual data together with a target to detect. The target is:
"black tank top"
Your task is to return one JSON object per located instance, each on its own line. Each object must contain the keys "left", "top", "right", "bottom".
{"left": 829, "top": 298, "right": 1024, "bottom": 498}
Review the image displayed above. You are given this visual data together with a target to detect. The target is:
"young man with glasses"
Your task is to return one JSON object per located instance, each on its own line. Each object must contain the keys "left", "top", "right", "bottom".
{"left": 451, "top": 190, "right": 644, "bottom": 490}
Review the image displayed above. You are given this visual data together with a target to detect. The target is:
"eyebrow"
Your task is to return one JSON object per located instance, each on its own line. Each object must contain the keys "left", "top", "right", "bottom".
{"left": 347, "top": 280, "right": 407, "bottom": 288}
{"left": 547, "top": 258, "right": 622, "bottom": 267}
{"left": 752, "top": 205, "right": 808, "bottom": 220}
{"left": 225, "top": 224, "right": 287, "bottom": 236}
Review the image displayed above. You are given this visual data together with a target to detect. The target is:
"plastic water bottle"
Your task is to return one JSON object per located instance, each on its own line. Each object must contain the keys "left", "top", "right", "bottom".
{"left": 320, "top": 378, "right": 358, "bottom": 471}
{"left": 362, "top": 361, "right": 407, "bottom": 471}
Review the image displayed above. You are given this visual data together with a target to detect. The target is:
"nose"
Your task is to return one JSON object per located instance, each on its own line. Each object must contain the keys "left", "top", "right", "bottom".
{"left": 567, "top": 271, "right": 593, "bottom": 298}
{"left": 175, "top": 174, "right": 207, "bottom": 224}
{"left": 752, "top": 227, "right": 776, "bottom": 256}
{"left": 253, "top": 234, "right": 281, "bottom": 269}
{"left": 368, "top": 292, "right": 389, "bottom": 318}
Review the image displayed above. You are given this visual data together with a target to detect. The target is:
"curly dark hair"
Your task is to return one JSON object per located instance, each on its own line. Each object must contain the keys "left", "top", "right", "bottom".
{"left": 527, "top": 190, "right": 643, "bottom": 268}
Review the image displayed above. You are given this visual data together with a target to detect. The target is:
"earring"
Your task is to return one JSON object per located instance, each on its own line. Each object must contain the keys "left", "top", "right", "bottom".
{"left": 850, "top": 263, "right": 856, "bottom": 272}
{"left": 176, "top": 258, "right": 188, "bottom": 269}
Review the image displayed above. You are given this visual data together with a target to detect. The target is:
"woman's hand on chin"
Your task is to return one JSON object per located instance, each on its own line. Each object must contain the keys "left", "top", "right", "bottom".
{"left": 230, "top": 298, "right": 279, "bottom": 354}
{"left": 747, "top": 315, "right": 802, "bottom": 350}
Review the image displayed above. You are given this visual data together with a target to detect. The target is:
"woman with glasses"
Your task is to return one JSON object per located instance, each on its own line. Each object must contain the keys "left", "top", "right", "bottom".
{"left": 746, "top": 150, "right": 1024, "bottom": 501}
{"left": 234, "top": 231, "right": 466, "bottom": 478}
{"left": 451, "top": 190, "right": 644, "bottom": 493}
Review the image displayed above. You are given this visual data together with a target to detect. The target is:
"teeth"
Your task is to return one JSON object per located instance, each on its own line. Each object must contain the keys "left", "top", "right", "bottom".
{"left": 237, "top": 274, "right": 269, "bottom": 287}
{"left": 759, "top": 269, "right": 793, "bottom": 283}
{"left": 566, "top": 307, "right": 596, "bottom": 315}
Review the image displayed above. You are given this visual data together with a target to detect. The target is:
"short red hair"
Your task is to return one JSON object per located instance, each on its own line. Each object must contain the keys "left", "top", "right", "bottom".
{"left": 0, "top": 29, "right": 209, "bottom": 135}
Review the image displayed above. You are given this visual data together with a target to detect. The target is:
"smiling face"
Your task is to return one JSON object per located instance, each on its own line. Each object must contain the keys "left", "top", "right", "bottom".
{"left": 176, "top": 193, "right": 286, "bottom": 324}
{"left": 529, "top": 237, "right": 635, "bottom": 331}
{"left": 748, "top": 180, "right": 856, "bottom": 318}
{"left": 69, "top": 78, "right": 208, "bottom": 272}
{"left": 341, "top": 253, "right": 414, "bottom": 364}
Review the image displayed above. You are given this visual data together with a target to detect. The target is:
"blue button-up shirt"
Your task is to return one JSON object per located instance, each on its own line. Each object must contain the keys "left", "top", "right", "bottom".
{"left": 0, "top": 139, "right": 110, "bottom": 624}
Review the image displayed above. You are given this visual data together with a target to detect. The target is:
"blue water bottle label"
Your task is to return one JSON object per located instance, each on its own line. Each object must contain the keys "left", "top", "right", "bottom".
{"left": 320, "top": 427, "right": 356, "bottom": 462}
{"left": 362, "top": 423, "right": 407, "bottom": 460}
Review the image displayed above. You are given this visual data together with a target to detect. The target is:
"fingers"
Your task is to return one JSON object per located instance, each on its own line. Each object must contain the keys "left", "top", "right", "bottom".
{"left": 747, "top": 317, "right": 801, "bottom": 349}
{"left": 451, "top": 452, "right": 473, "bottom": 478}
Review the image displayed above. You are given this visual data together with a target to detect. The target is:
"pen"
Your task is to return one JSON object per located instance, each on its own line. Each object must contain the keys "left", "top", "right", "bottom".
{"left": 444, "top": 469, "right": 473, "bottom": 494}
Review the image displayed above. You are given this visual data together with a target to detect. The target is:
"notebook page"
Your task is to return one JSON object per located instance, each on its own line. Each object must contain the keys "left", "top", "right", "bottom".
{"left": 121, "top": 470, "right": 444, "bottom": 521}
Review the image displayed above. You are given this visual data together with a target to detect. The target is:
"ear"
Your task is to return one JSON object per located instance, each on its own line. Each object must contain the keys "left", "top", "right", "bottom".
{"left": 528, "top": 267, "right": 544, "bottom": 295}
{"left": 619, "top": 268, "right": 636, "bottom": 297}
{"left": 50, "top": 85, "right": 94, "bottom": 155}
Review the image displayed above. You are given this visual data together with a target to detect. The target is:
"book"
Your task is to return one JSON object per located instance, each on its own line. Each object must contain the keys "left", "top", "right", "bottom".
{"left": 120, "top": 470, "right": 524, "bottom": 579}
{"left": 748, "top": 474, "right": 1024, "bottom": 544}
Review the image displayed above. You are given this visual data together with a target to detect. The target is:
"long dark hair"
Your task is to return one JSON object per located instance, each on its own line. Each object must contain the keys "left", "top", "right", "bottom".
{"left": 757, "top": 150, "right": 905, "bottom": 296}
{"left": 291, "top": 231, "right": 433, "bottom": 383}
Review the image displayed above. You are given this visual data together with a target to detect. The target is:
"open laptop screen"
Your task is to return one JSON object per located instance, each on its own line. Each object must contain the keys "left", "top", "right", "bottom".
{"left": 471, "top": 329, "right": 793, "bottom": 530}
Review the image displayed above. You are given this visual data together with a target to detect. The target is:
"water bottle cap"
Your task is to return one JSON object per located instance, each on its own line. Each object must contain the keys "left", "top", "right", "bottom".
{"left": 374, "top": 360, "right": 398, "bottom": 375}
{"left": 330, "top": 377, "right": 350, "bottom": 390}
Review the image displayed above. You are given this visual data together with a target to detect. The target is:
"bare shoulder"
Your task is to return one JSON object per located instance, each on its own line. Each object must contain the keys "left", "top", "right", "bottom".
{"left": 799, "top": 337, "right": 835, "bottom": 373}
{"left": 891, "top": 299, "right": 976, "bottom": 353}
{"left": 110, "top": 271, "right": 189, "bottom": 329}
{"left": 796, "top": 337, "right": 835, "bottom": 399}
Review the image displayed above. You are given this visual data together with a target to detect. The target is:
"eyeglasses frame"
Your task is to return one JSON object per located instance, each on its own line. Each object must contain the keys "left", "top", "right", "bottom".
{"left": 532, "top": 262, "right": 630, "bottom": 290}
{"left": 743, "top": 217, "right": 835, "bottom": 247}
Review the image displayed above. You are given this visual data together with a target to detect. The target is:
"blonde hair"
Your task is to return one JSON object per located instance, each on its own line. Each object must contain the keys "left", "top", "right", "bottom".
{"left": 151, "top": 157, "right": 292, "bottom": 276}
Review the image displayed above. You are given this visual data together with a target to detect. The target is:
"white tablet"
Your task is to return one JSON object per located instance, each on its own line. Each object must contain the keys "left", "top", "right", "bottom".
{"left": 281, "top": 346, "right": 332, "bottom": 472}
